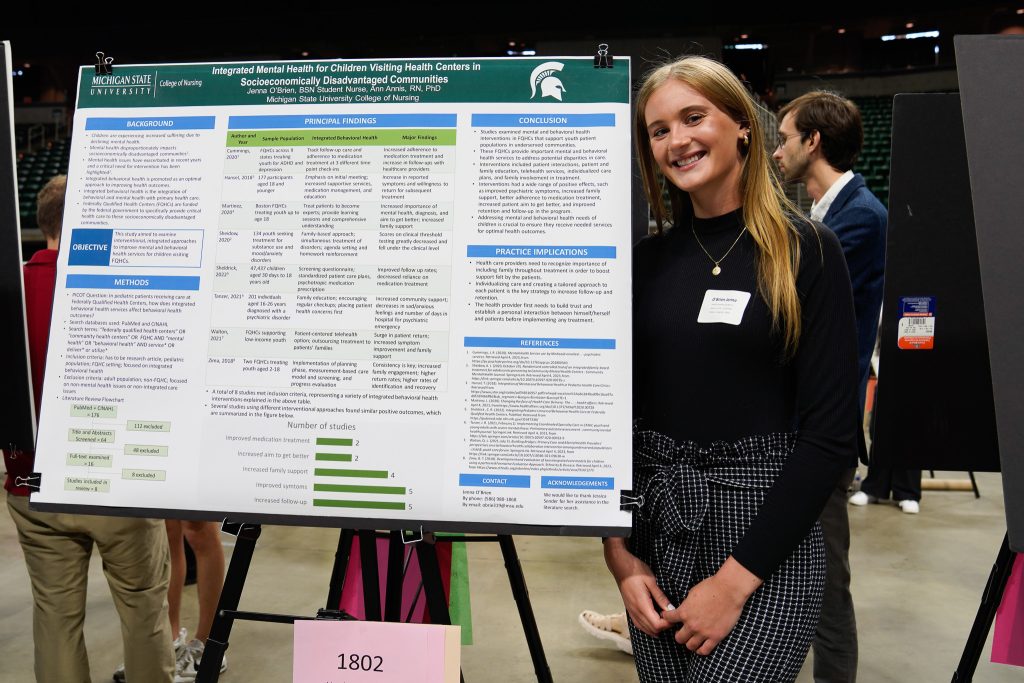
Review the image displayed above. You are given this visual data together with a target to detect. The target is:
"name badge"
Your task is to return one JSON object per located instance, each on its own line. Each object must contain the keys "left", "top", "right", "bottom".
{"left": 697, "top": 290, "right": 751, "bottom": 325}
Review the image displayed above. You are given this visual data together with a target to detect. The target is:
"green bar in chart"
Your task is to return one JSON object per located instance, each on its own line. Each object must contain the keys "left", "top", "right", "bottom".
{"left": 314, "top": 468, "right": 387, "bottom": 479}
{"left": 316, "top": 437, "right": 353, "bottom": 447}
{"left": 313, "top": 484, "right": 405, "bottom": 495}
{"left": 315, "top": 453, "right": 352, "bottom": 462}
{"left": 313, "top": 499, "right": 406, "bottom": 510}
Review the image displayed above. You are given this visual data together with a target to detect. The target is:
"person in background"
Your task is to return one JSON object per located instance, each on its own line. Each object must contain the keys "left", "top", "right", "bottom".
{"left": 114, "top": 518, "right": 227, "bottom": 681}
{"left": 578, "top": 609, "right": 633, "bottom": 655}
{"left": 4, "top": 174, "right": 174, "bottom": 683}
{"left": 166, "top": 519, "right": 227, "bottom": 677}
{"left": 774, "top": 90, "right": 888, "bottom": 682}
{"left": 775, "top": 90, "right": 919, "bottom": 522}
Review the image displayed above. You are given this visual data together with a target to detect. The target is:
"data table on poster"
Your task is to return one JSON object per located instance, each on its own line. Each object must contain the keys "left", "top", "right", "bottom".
{"left": 32, "top": 57, "right": 633, "bottom": 534}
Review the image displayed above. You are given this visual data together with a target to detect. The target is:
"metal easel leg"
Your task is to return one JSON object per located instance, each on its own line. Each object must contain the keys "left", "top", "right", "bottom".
{"left": 498, "top": 535, "right": 552, "bottom": 683}
{"left": 196, "top": 522, "right": 262, "bottom": 683}
{"left": 968, "top": 471, "right": 981, "bottom": 498}
{"left": 951, "top": 533, "right": 1014, "bottom": 682}
{"left": 325, "top": 528, "right": 354, "bottom": 609}
{"left": 384, "top": 530, "right": 404, "bottom": 622}
{"left": 358, "top": 529, "right": 381, "bottom": 621}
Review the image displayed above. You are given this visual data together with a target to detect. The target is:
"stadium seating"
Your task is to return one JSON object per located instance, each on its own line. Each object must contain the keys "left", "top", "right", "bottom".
{"left": 852, "top": 96, "right": 893, "bottom": 206}
{"left": 16, "top": 138, "right": 71, "bottom": 230}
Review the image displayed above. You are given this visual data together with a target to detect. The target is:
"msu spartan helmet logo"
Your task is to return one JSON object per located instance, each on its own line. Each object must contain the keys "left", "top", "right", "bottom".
{"left": 530, "top": 62, "right": 566, "bottom": 101}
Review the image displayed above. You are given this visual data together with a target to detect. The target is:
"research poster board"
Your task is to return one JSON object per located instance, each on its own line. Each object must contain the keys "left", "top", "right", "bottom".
{"left": 871, "top": 93, "right": 999, "bottom": 473}
{"left": 30, "top": 57, "right": 633, "bottom": 536}
{"left": 956, "top": 35, "right": 1024, "bottom": 550}
{"left": 0, "top": 41, "right": 36, "bottom": 451}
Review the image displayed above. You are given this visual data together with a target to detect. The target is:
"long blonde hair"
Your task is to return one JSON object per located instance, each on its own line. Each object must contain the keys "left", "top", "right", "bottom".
{"left": 635, "top": 56, "right": 806, "bottom": 355}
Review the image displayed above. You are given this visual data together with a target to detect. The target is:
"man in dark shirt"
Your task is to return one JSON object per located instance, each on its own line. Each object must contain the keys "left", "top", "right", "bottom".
{"left": 775, "top": 91, "right": 888, "bottom": 683}
{"left": 4, "top": 175, "right": 175, "bottom": 682}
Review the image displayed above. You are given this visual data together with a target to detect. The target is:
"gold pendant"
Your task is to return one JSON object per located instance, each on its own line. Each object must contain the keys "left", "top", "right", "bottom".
{"left": 712, "top": 265, "right": 722, "bottom": 276}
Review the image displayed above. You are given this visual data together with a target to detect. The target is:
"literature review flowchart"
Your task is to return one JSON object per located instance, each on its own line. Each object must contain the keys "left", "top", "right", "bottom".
{"left": 32, "top": 57, "right": 633, "bottom": 533}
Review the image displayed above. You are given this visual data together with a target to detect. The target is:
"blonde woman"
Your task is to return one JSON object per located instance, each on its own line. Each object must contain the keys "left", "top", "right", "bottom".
{"left": 604, "top": 56, "right": 861, "bottom": 681}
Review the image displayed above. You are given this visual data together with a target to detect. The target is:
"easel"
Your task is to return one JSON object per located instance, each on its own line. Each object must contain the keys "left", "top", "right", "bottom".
{"left": 924, "top": 470, "right": 981, "bottom": 498}
{"left": 195, "top": 523, "right": 553, "bottom": 683}
{"left": 952, "top": 35, "right": 1024, "bottom": 681}
{"left": 868, "top": 366, "right": 980, "bottom": 500}
{"left": 869, "top": 93, "right": 1012, "bottom": 680}
{"left": 951, "top": 532, "right": 1017, "bottom": 682}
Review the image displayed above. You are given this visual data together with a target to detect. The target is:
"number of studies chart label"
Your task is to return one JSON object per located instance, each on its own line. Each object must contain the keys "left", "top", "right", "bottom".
{"left": 32, "top": 57, "right": 633, "bottom": 534}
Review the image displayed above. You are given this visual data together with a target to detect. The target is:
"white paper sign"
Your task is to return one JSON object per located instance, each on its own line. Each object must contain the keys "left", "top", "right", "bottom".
{"left": 697, "top": 290, "right": 751, "bottom": 325}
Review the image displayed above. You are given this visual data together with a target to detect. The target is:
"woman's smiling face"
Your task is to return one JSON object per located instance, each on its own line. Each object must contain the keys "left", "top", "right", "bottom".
{"left": 644, "top": 78, "right": 746, "bottom": 216}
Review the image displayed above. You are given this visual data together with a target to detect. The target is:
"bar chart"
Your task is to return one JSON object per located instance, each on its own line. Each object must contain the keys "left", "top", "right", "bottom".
{"left": 312, "top": 436, "right": 408, "bottom": 511}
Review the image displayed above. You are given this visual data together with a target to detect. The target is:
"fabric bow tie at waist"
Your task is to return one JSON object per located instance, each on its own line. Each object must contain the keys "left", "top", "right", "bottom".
{"left": 632, "top": 429, "right": 796, "bottom": 540}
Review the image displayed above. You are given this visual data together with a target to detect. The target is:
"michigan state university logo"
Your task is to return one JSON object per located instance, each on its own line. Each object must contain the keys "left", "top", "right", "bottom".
{"left": 529, "top": 62, "right": 566, "bottom": 101}
{"left": 88, "top": 72, "right": 155, "bottom": 97}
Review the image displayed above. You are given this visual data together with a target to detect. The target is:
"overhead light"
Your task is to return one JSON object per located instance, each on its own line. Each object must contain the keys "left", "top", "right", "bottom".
{"left": 906, "top": 22, "right": 915, "bottom": 29}
{"left": 838, "top": 28, "right": 846, "bottom": 34}
{"left": 740, "top": 33, "right": 749, "bottom": 39}
{"left": 728, "top": 43, "right": 767, "bottom": 50}
{"left": 881, "top": 30, "right": 939, "bottom": 41}
{"left": 521, "top": 50, "right": 536, "bottom": 56}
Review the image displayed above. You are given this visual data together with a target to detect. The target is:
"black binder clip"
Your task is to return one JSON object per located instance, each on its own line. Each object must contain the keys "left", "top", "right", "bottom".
{"left": 16, "top": 473, "right": 42, "bottom": 492}
{"left": 315, "top": 608, "right": 356, "bottom": 621}
{"left": 594, "top": 43, "right": 614, "bottom": 69}
{"left": 619, "top": 490, "right": 642, "bottom": 511}
{"left": 94, "top": 52, "right": 114, "bottom": 75}
{"left": 220, "top": 520, "right": 261, "bottom": 539}
{"left": 402, "top": 526, "right": 426, "bottom": 544}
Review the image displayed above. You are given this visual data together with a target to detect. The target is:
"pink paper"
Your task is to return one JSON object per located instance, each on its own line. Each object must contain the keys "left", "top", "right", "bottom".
{"left": 992, "top": 553, "right": 1024, "bottom": 667}
{"left": 294, "top": 620, "right": 446, "bottom": 683}
{"left": 337, "top": 536, "right": 452, "bottom": 623}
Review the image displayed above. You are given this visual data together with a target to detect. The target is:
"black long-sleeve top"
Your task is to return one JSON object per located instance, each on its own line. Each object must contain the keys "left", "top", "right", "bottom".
{"left": 633, "top": 208, "right": 861, "bottom": 580}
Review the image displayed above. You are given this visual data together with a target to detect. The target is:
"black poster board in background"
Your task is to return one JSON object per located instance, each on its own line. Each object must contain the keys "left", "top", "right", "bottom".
{"left": 0, "top": 41, "right": 36, "bottom": 452}
{"left": 871, "top": 93, "right": 1000, "bottom": 475}
{"left": 956, "top": 35, "right": 1024, "bottom": 552}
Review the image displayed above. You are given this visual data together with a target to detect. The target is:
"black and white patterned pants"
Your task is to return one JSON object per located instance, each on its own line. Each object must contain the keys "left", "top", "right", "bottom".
{"left": 627, "top": 429, "right": 825, "bottom": 683}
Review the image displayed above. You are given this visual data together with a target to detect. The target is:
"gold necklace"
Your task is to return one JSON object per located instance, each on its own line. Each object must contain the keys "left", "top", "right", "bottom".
{"left": 690, "top": 219, "right": 747, "bottom": 276}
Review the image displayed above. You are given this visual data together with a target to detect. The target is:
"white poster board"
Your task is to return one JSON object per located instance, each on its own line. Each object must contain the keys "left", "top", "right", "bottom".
{"left": 31, "top": 57, "right": 632, "bottom": 535}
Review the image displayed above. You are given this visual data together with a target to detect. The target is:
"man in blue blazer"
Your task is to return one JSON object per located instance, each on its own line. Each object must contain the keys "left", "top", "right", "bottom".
{"left": 775, "top": 91, "right": 888, "bottom": 683}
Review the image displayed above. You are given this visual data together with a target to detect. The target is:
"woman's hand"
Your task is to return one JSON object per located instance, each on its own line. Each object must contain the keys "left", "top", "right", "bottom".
{"left": 662, "top": 556, "right": 763, "bottom": 655}
{"left": 603, "top": 538, "right": 673, "bottom": 636}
